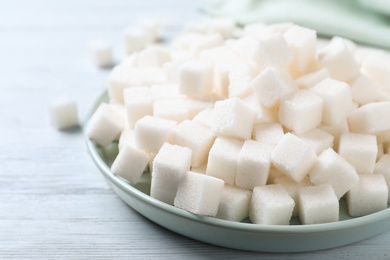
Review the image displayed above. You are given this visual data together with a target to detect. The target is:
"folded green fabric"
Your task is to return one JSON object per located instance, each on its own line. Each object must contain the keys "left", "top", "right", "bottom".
{"left": 201, "top": 0, "right": 390, "bottom": 49}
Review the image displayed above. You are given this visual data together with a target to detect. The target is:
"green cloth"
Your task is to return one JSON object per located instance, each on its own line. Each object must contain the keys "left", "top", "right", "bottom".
{"left": 201, "top": 0, "right": 390, "bottom": 49}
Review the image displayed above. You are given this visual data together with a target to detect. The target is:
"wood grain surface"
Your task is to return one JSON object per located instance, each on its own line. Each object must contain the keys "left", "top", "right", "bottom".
{"left": 1, "top": 1, "right": 389, "bottom": 259}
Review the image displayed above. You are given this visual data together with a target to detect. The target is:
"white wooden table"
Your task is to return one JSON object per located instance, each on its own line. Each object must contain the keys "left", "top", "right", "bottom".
{"left": 1, "top": 1, "right": 389, "bottom": 259}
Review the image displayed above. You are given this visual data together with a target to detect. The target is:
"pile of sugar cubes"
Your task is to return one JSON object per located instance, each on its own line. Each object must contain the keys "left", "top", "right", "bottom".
{"left": 86, "top": 17, "right": 390, "bottom": 225}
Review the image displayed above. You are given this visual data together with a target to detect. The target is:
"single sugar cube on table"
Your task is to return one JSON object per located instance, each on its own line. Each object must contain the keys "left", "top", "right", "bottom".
{"left": 298, "top": 184, "right": 339, "bottom": 225}
{"left": 271, "top": 133, "right": 317, "bottom": 183}
{"left": 134, "top": 115, "right": 177, "bottom": 154}
{"left": 348, "top": 102, "right": 390, "bottom": 134}
{"left": 206, "top": 137, "right": 243, "bottom": 185}
{"left": 318, "top": 37, "right": 360, "bottom": 82}
{"left": 153, "top": 98, "right": 188, "bottom": 122}
{"left": 310, "top": 78, "right": 353, "bottom": 125}
{"left": 252, "top": 33, "right": 293, "bottom": 72}
{"left": 236, "top": 140, "right": 274, "bottom": 190}
{"left": 111, "top": 145, "right": 150, "bottom": 184}
{"left": 88, "top": 40, "right": 113, "bottom": 68}
{"left": 274, "top": 176, "right": 313, "bottom": 217}
{"left": 169, "top": 120, "right": 216, "bottom": 168}
{"left": 151, "top": 143, "right": 192, "bottom": 205}
{"left": 216, "top": 184, "right": 252, "bottom": 222}
{"left": 374, "top": 154, "right": 390, "bottom": 201}
{"left": 253, "top": 123, "right": 284, "bottom": 145}
{"left": 249, "top": 184, "right": 295, "bottom": 225}
{"left": 178, "top": 60, "right": 214, "bottom": 99}
{"left": 211, "top": 97, "right": 256, "bottom": 140}
{"left": 295, "top": 128, "right": 334, "bottom": 156}
{"left": 86, "top": 103, "right": 124, "bottom": 147}
{"left": 123, "top": 86, "right": 153, "bottom": 128}
{"left": 278, "top": 89, "right": 323, "bottom": 134}
{"left": 49, "top": 97, "right": 78, "bottom": 130}
{"left": 283, "top": 25, "right": 317, "bottom": 74}
{"left": 338, "top": 132, "right": 377, "bottom": 174}
{"left": 347, "top": 174, "right": 388, "bottom": 217}
{"left": 251, "top": 67, "right": 298, "bottom": 108}
{"left": 174, "top": 171, "right": 224, "bottom": 217}
{"left": 309, "top": 148, "right": 359, "bottom": 199}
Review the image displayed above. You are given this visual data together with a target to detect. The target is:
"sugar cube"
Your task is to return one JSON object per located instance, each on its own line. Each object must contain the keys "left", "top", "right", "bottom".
{"left": 206, "top": 137, "right": 243, "bottom": 185}
{"left": 150, "top": 84, "right": 184, "bottom": 100}
{"left": 151, "top": 143, "right": 192, "bottom": 205}
{"left": 88, "top": 41, "right": 113, "bottom": 68}
{"left": 298, "top": 184, "right": 339, "bottom": 224}
{"left": 250, "top": 184, "right": 295, "bottom": 225}
{"left": 174, "top": 171, "right": 224, "bottom": 216}
{"left": 311, "top": 78, "right": 353, "bottom": 125}
{"left": 253, "top": 123, "right": 284, "bottom": 146}
{"left": 123, "top": 27, "right": 149, "bottom": 55}
{"left": 295, "top": 128, "right": 334, "bottom": 156}
{"left": 49, "top": 97, "right": 78, "bottom": 130}
{"left": 361, "top": 52, "right": 390, "bottom": 91}
{"left": 118, "top": 128, "right": 136, "bottom": 151}
{"left": 271, "top": 133, "right": 317, "bottom": 183}
{"left": 192, "top": 108, "right": 214, "bottom": 129}
{"left": 153, "top": 99, "right": 188, "bottom": 122}
{"left": 216, "top": 184, "right": 252, "bottom": 222}
{"left": 134, "top": 115, "right": 177, "bottom": 154}
{"left": 178, "top": 60, "right": 214, "bottom": 98}
{"left": 350, "top": 74, "right": 381, "bottom": 105}
{"left": 279, "top": 90, "right": 323, "bottom": 134}
{"left": 236, "top": 140, "right": 274, "bottom": 190}
{"left": 309, "top": 148, "right": 359, "bottom": 199}
{"left": 319, "top": 119, "right": 349, "bottom": 152}
{"left": 111, "top": 145, "right": 150, "bottom": 184}
{"left": 211, "top": 97, "right": 256, "bottom": 140}
{"left": 338, "top": 132, "right": 377, "bottom": 174}
{"left": 136, "top": 18, "right": 160, "bottom": 43}
{"left": 242, "top": 94, "right": 279, "bottom": 124}
{"left": 374, "top": 154, "right": 390, "bottom": 201}
{"left": 228, "top": 63, "right": 256, "bottom": 99}
{"left": 348, "top": 101, "right": 390, "bottom": 134}
{"left": 347, "top": 174, "right": 388, "bottom": 217}
{"left": 169, "top": 120, "right": 216, "bottom": 167}
{"left": 86, "top": 103, "right": 124, "bottom": 147}
{"left": 251, "top": 67, "right": 298, "bottom": 108}
{"left": 185, "top": 99, "right": 214, "bottom": 119}
{"left": 295, "top": 68, "right": 329, "bottom": 89}
{"left": 123, "top": 86, "right": 153, "bottom": 128}
{"left": 137, "top": 46, "right": 171, "bottom": 68}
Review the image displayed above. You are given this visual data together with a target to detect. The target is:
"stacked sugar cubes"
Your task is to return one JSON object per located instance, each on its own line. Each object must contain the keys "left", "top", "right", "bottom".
{"left": 86, "top": 17, "right": 390, "bottom": 225}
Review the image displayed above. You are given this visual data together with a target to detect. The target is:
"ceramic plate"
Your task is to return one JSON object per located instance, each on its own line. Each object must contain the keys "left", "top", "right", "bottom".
{"left": 85, "top": 90, "right": 390, "bottom": 252}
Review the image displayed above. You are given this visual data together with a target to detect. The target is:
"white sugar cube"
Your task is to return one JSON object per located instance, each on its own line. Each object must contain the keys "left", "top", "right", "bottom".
{"left": 309, "top": 148, "right": 359, "bottom": 199}
{"left": 348, "top": 102, "right": 390, "bottom": 134}
{"left": 225, "top": 36, "right": 257, "bottom": 63}
{"left": 318, "top": 37, "right": 360, "bottom": 82}
{"left": 192, "top": 108, "right": 214, "bottom": 129}
{"left": 153, "top": 99, "right": 188, "bottom": 122}
{"left": 134, "top": 115, "right": 177, "bottom": 154}
{"left": 118, "top": 128, "right": 136, "bottom": 151}
{"left": 207, "top": 17, "right": 236, "bottom": 39}
{"left": 185, "top": 99, "right": 214, "bottom": 119}
{"left": 163, "top": 56, "right": 191, "bottom": 83}
{"left": 111, "top": 145, "right": 150, "bottom": 184}
{"left": 242, "top": 94, "right": 279, "bottom": 124}
{"left": 295, "top": 68, "right": 329, "bottom": 89}
{"left": 151, "top": 143, "right": 192, "bottom": 205}
{"left": 311, "top": 78, "right": 353, "bottom": 125}
{"left": 338, "top": 132, "right": 377, "bottom": 174}
{"left": 279, "top": 90, "right": 323, "bottom": 134}
{"left": 251, "top": 67, "right": 298, "bottom": 108}
{"left": 86, "top": 103, "right": 124, "bottom": 147}
{"left": 298, "top": 184, "right": 339, "bottom": 225}
{"left": 350, "top": 74, "right": 381, "bottom": 105}
{"left": 284, "top": 25, "right": 317, "bottom": 74}
{"left": 253, "top": 123, "right": 284, "bottom": 146}
{"left": 136, "top": 18, "right": 160, "bottom": 43}
{"left": 206, "top": 137, "right": 243, "bottom": 185}
{"left": 295, "top": 128, "right": 334, "bottom": 156}
{"left": 88, "top": 41, "right": 113, "bottom": 68}
{"left": 236, "top": 140, "right": 274, "bottom": 190}
{"left": 252, "top": 33, "right": 293, "bottom": 72}
{"left": 211, "top": 97, "right": 256, "bottom": 140}
{"left": 190, "top": 33, "right": 225, "bottom": 57}
{"left": 347, "top": 174, "right": 388, "bottom": 217}
{"left": 49, "top": 97, "right": 78, "bottom": 130}
{"left": 216, "top": 184, "right": 252, "bottom": 222}
{"left": 319, "top": 119, "right": 349, "bottom": 152}
{"left": 150, "top": 84, "right": 184, "bottom": 100}
{"left": 228, "top": 63, "right": 256, "bottom": 98}
{"left": 271, "top": 133, "right": 317, "bottom": 182}
{"left": 123, "top": 27, "right": 149, "bottom": 55}
{"left": 250, "top": 184, "right": 295, "bottom": 225}
{"left": 274, "top": 176, "right": 312, "bottom": 217}
{"left": 137, "top": 46, "right": 171, "bottom": 68}
{"left": 174, "top": 171, "right": 224, "bottom": 216}
{"left": 123, "top": 86, "right": 153, "bottom": 128}
{"left": 374, "top": 154, "right": 390, "bottom": 201}
{"left": 178, "top": 60, "right": 214, "bottom": 98}
{"left": 361, "top": 52, "right": 390, "bottom": 91}
{"left": 169, "top": 120, "right": 216, "bottom": 167}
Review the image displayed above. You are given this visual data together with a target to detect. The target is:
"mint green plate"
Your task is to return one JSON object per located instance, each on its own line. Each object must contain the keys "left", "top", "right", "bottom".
{"left": 85, "top": 90, "right": 390, "bottom": 252}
